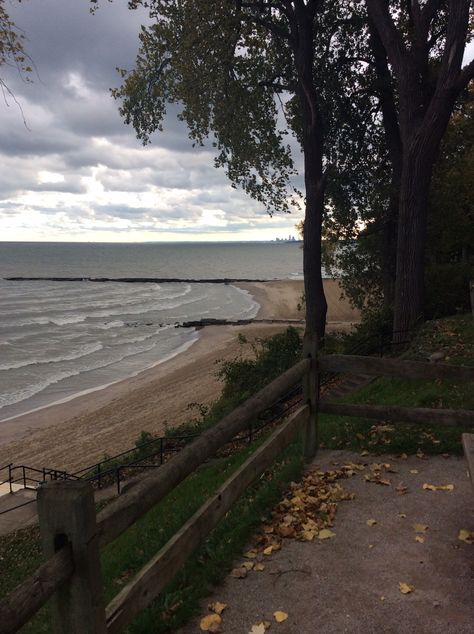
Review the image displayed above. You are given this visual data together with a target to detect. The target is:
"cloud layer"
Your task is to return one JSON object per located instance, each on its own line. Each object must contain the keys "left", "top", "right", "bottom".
{"left": 0, "top": 0, "right": 303, "bottom": 242}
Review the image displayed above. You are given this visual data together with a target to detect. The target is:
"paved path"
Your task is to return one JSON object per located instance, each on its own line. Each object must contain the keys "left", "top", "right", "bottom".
{"left": 179, "top": 450, "right": 474, "bottom": 634}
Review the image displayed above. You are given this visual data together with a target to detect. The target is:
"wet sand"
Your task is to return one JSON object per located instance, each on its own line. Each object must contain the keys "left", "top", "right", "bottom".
{"left": 0, "top": 279, "right": 359, "bottom": 472}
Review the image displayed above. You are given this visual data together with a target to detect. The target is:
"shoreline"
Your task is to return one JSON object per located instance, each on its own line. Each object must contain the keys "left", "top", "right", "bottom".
{"left": 0, "top": 279, "right": 359, "bottom": 471}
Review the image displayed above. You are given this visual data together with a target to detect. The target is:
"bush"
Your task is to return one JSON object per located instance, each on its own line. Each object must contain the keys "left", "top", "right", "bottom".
{"left": 217, "top": 326, "right": 302, "bottom": 404}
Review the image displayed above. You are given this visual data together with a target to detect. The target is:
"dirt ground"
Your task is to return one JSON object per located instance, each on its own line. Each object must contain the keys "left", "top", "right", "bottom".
{"left": 179, "top": 450, "right": 474, "bottom": 634}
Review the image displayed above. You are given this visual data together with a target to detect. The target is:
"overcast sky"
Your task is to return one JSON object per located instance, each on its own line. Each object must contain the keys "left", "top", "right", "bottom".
{"left": 1, "top": 2, "right": 472, "bottom": 244}
{"left": 1, "top": 0, "right": 304, "bottom": 243}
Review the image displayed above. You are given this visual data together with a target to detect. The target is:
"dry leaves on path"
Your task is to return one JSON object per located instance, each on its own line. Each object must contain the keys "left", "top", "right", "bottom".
{"left": 458, "top": 529, "right": 474, "bottom": 544}
{"left": 273, "top": 610, "right": 288, "bottom": 623}
{"left": 200, "top": 613, "right": 222, "bottom": 632}
{"left": 422, "top": 483, "right": 454, "bottom": 491}
{"left": 399, "top": 582, "right": 415, "bottom": 594}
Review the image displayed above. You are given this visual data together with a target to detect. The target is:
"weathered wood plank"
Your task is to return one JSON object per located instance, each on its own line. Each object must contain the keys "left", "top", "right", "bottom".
{"left": 462, "top": 433, "right": 474, "bottom": 494}
{"left": 37, "top": 481, "right": 107, "bottom": 633}
{"left": 319, "top": 354, "right": 474, "bottom": 382}
{"left": 105, "top": 405, "right": 309, "bottom": 634}
{"left": 319, "top": 401, "right": 474, "bottom": 427}
{"left": 0, "top": 545, "right": 73, "bottom": 634}
{"left": 97, "top": 358, "right": 309, "bottom": 548}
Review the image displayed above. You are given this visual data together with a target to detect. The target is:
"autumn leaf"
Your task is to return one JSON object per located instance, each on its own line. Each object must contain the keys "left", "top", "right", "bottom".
{"left": 458, "top": 529, "right": 474, "bottom": 544}
{"left": 244, "top": 549, "right": 258, "bottom": 559}
{"left": 413, "top": 523, "right": 428, "bottom": 533}
{"left": 366, "top": 519, "right": 377, "bottom": 526}
{"left": 422, "top": 483, "right": 454, "bottom": 491}
{"left": 242, "top": 561, "right": 255, "bottom": 571}
{"left": 415, "top": 535, "right": 425, "bottom": 543}
{"left": 263, "top": 546, "right": 274, "bottom": 555}
{"left": 200, "top": 613, "right": 222, "bottom": 631}
{"left": 249, "top": 624, "right": 266, "bottom": 634}
{"left": 318, "top": 528, "right": 336, "bottom": 540}
{"left": 399, "top": 582, "right": 415, "bottom": 594}
{"left": 231, "top": 567, "right": 248, "bottom": 579}
{"left": 254, "top": 562, "right": 265, "bottom": 571}
{"left": 395, "top": 483, "right": 408, "bottom": 495}
{"left": 273, "top": 610, "right": 288, "bottom": 623}
{"left": 209, "top": 602, "right": 227, "bottom": 616}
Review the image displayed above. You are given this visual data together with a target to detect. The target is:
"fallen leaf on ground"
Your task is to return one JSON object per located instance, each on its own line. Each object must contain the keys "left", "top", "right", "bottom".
{"left": 398, "top": 513, "right": 407, "bottom": 518}
{"left": 231, "top": 567, "right": 248, "bottom": 579}
{"left": 395, "top": 483, "right": 408, "bottom": 495}
{"left": 273, "top": 611, "right": 288, "bottom": 623}
{"left": 399, "top": 582, "right": 415, "bottom": 594}
{"left": 413, "top": 523, "right": 428, "bottom": 533}
{"left": 254, "top": 563, "right": 265, "bottom": 571}
{"left": 249, "top": 624, "right": 266, "bottom": 634}
{"left": 415, "top": 535, "right": 425, "bottom": 543}
{"left": 366, "top": 519, "right": 377, "bottom": 526}
{"left": 263, "top": 546, "right": 274, "bottom": 555}
{"left": 200, "top": 613, "right": 222, "bottom": 632}
{"left": 244, "top": 550, "right": 258, "bottom": 559}
{"left": 458, "top": 529, "right": 474, "bottom": 544}
{"left": 400, "top": 453, "right": 408, "bottom": 459}
{"left": 242, "top": 561, "right": 255, "bottom": 571}
{"left": 318, "top": 528, "right": 336, "bottom": 540}
{"left": 422, "top": 483, "right": 454, "bottom": 491}
{"left": 409, "top": 469, "right": 419, "bottom": 474}
{"left": 209, "top": 602, "right": 227, "bottom": 615}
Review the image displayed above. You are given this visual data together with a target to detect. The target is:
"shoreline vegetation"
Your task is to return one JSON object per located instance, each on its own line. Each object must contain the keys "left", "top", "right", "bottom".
{"left": 0, "top": 279, "right": 359, "bottom": 473}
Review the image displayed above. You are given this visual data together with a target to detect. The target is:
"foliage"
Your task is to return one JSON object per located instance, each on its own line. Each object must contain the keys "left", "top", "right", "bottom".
{"left": 164, "top": 327, "right": 303, "bottom": 439}
{"left": 321, "top": 313, "right": 474, "bottom": 455}
{"left": 217, "top": 327, "right": 302, "bottom": 405}
{"left": 0, "top": 430, "right": 303, "bottom": 634}
{"left": 0, "top": 0, "right": 32, "bottom": 103}
{"left": 113, "top": 0, "right": 300, "bottom": 216}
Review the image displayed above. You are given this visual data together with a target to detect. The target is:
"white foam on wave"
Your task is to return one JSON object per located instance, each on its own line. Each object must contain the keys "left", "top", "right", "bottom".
{"left": 229, "top": 284, "right": 260, "bottom": 319}
{"left": 0, "top": 330, "right": 199, "bottom": 423}
{"left": 0, "top": 342, "right": 104, "bottom": 371}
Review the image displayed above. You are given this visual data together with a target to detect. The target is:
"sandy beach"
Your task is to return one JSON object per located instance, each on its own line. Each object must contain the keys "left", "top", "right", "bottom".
{"left": 0, "top": 279, "right": 359, "bottom": 472}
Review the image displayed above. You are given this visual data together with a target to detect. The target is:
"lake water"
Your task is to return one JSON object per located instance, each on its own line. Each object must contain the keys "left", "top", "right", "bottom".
{"left": 0, "top": 242, "right": 304, "bottom": 421}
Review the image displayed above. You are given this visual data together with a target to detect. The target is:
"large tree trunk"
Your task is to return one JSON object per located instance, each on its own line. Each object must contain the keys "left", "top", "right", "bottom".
{"left": 392, "top": 147, "right": 434, "bottom": 339}
{"left": 293, "top": 8, "right": 328, "bottom": 344}
{"left": 303, "top": 140, "right": 327, "bottom": 342}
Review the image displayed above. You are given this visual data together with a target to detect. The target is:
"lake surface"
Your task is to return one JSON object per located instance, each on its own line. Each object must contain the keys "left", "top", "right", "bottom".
{"left": 0, "top": 241, "right": 305, "bottom": 422}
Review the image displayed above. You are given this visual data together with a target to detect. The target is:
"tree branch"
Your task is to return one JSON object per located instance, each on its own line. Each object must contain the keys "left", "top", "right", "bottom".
{"left": 365, "top": 0, "right": 409, "bottom": 78}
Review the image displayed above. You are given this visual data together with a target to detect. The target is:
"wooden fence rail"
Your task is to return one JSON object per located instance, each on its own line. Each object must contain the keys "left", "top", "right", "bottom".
{"left": 1, "top": 350, "right": 473, "bottom": 634}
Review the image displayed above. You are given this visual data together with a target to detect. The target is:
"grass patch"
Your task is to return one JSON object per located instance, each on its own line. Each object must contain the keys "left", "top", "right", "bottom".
{"left": 1, "top": 433, "right": 303, "bottom": 633}
{"left": 321, "top": 314, "right": 474, "bottom": 455}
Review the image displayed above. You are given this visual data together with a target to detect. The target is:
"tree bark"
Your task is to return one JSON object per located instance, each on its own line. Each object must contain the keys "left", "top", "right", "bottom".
{"left": 392, "top": 147, "right": 433, "bottom": 337}
{"left": 292, "top": 5, "right": 328, "bottom": 344}
{"left": 366, "top": 0, "right": 474, "bottom": 340}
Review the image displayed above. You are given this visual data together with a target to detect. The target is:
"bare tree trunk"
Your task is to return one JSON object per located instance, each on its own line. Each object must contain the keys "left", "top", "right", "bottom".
{"left": 392, "top": 149, "right": 433, "bottom": 339}
{"left": 293, "top": 6, "right": 328, "bottom": 343}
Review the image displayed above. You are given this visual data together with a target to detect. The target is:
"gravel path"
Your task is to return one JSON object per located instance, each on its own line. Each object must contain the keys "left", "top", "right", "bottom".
{"left": 179, "top": 450, "right": 474, "bottom": 634}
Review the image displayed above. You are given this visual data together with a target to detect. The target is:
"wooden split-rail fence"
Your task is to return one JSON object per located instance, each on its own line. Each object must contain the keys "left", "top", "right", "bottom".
{"left": 1, "top": 345, "right": 473, "bottom": 634}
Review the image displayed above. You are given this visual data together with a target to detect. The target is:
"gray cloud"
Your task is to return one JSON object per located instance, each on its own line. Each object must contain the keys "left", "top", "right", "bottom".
{"left": 0, "top": 0, "right": 304, "bottom": 240}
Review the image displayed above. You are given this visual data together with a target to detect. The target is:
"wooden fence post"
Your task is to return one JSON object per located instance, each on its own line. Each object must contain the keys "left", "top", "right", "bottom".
{"left": 37, "top": 481, "right": 107, "bottom": 634}
{"left": 302, "top": 334, "right": 319, "bottom": 461}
